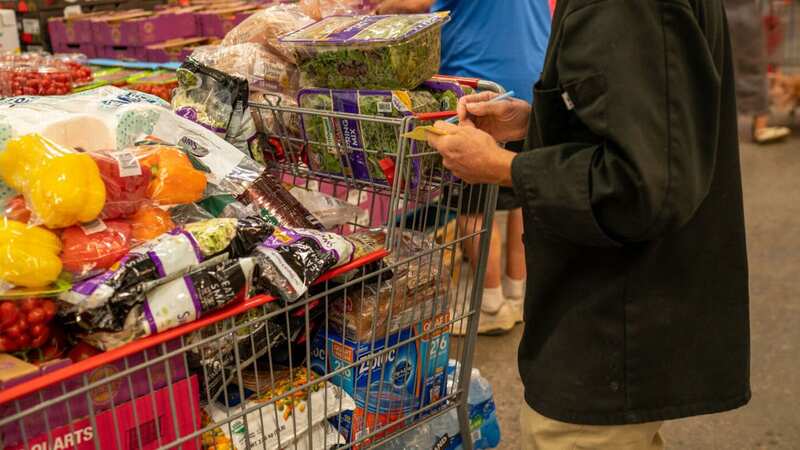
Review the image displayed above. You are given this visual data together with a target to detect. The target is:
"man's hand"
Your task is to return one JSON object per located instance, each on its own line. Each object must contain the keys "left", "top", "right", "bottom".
{"left": 374, "top": 0, "right": 434, "bottom": 14}
{"left": 457, "top": 92, "right": 532, "bottom": 143}
{"left": 427, "top": 121, "right": 516, "bottom": 186}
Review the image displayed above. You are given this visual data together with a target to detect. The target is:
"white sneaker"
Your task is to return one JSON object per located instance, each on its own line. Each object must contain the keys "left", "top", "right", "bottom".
{"left": 503, "top": 277, "right": 526, "bottom": 324}
{"left": 508, "top": 298, "right": 524, "bottom": 324}
{"left": 451, "top": 302, "right": 517, "bottom": 336}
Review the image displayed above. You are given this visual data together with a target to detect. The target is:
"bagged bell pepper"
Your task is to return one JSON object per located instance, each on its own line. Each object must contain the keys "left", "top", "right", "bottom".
{"left": 0, "top": 219, "right": 63, "bottom": 288}
{"left": 0, "top": 134, "right": 106, "bottom": 229}
{"left": 136, "top": 145, "right": 208, "bottom": 205}
{"left": 90, "top": 150, "right": 152, "bottom": 220}
{"left": 128, "top": 206, "right": 176, "bottom": 241}
{"left": 60, "top": 220, "right": 133, "bottom": 278}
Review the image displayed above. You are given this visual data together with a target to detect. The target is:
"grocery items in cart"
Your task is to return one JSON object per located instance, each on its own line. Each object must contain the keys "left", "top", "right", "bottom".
{"left": 221, "top": 3, "right": 315, "bottom": 63}
{"left": 203, "top": 368, "right": 354, "bottom": 450}
{"left": 173, "top": 58, "right": 256, "bottom": 154}
{"left": 375, "top": 362, "right": 501, "bottom": 450}
{"left": 297, "top": 80, "right": 463, "bottom": 183}
{"left": 280, "top": 13, "right": 450, "bottom": 90}
{"left": 190, "top": 43, "right": 300, "bottom": 95}
{"left": 312, "top": 312, "right": 450, "bottom": 444}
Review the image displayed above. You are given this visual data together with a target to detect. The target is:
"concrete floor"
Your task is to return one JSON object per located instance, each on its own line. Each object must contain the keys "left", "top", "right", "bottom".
{"left": 468, "top": 136, "right": 800, "bottom": 449}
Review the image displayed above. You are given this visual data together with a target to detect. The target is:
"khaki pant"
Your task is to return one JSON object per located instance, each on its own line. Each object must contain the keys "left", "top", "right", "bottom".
{"left": 520, "top": 403, "right": 665, "bottom": 450}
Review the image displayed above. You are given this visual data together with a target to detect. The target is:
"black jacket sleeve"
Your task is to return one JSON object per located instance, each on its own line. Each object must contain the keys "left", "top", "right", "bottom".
{"left": 512, "top": 0, "right": 723, "bottom": 246}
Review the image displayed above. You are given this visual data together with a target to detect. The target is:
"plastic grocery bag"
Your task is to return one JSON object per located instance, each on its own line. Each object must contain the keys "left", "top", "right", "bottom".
{"left": 190, "top": 44, "right": 300, "bottom": 95}
{"left": 221, "top": 3, "right": 315, "bottom": 63}
{"left": 0, "top": 87, "right": 260, "bottom": 202}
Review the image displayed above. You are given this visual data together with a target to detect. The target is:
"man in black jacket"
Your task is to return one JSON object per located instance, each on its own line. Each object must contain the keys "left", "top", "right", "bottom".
{"left": 427, "top": 0, "right": 750, "bottom": 448}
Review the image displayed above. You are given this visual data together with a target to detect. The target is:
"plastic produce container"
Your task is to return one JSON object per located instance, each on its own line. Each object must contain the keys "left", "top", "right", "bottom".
{"left": 280, "top": 13, "right": 450, "bottom": 90}
{"left": 0, "top": 63, "right": 74, "bottom": 97}
{"left": 297, "top": 79, "right": 465, "bottom": 184}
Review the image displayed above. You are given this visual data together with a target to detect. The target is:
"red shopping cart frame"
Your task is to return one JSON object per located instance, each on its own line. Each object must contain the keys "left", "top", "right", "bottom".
{"left": 0, "top": 249, "right": 389, "bottom": 406}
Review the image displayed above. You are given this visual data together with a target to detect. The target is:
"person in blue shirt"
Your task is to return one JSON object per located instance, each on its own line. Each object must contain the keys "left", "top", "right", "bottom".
{"left": 376, "top": 0, "right": 551, "bottom": 335}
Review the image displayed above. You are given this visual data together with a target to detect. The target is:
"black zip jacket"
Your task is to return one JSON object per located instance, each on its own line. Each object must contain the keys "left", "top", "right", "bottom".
{"left": 512, "top": 0, "right": 750, "bottom": 425}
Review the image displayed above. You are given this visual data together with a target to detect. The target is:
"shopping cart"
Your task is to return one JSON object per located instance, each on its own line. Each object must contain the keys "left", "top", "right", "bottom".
{"left": 763, "top": 0, "right": 800, "bottom": 70}
{"left": 0, "top": 78, "right": 503, "bottom": 450}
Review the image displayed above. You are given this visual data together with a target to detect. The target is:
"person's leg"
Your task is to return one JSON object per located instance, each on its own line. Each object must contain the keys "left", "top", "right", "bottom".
{"left": 520, "top": 403, "right": 664, "bottom": 450}
{"left": 455, "top": 214, "right": 515, "bottom": 335}
{"left": 503, "top": 208, "right": 526, "bottom": 322}
{"left": 726, "top": 0, "right": 790, "bottom": 142}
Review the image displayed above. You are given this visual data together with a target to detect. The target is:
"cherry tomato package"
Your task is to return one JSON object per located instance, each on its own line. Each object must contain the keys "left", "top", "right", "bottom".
{"left": 0, "top": 63, "right": 74, "bottom": 97}
{"left": 0, "top": 298, "right": 59, "bottom": 354}
{"left": 89, "top": 150, "right": 152, "bottom": 220}
{"left": 60, "top": 220, "right": 133, "bottom": 279}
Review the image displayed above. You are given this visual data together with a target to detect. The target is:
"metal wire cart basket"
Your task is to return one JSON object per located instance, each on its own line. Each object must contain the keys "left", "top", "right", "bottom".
{"left": 0, "top": 78, "right": 502, "bottom": 450}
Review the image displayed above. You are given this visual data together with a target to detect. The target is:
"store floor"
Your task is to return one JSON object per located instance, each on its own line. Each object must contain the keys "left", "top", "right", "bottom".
{"left": 468, "top": 136, "right": 800, "bottom": 450}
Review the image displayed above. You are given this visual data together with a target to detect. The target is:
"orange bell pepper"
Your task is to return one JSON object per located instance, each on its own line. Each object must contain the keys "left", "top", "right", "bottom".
{"left": 128, "top": 206, "right": 176, "bottom": 241}
{"left": 136, "top": 146, "right": 207, "bottom": 205}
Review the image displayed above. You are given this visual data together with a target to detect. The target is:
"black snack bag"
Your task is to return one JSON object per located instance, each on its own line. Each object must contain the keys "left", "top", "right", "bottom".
{"left": 238, "top": 171, "right": 324, "bottom": 230}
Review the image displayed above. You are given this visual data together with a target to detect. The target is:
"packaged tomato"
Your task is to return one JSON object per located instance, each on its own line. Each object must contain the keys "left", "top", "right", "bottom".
{"left": 127, "top": 71, "right": 178, "bottom": 102}
{"left": 60, "top": 220, "right": 133, "bottom": 278}
{"left": 0, "top": 62, "right": 74, "bottom": 97}
{"left": 89, "top": 150, "right": 152, "bottom": 220}
{"left": 0, "top": 298, "right": 59, "bottom": 354}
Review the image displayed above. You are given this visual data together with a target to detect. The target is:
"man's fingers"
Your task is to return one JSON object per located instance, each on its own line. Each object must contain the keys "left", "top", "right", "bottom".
{"left": 457, "top": 92, "right": 497, "bottom": 121}
{"left": 432, "top": 121, "right": 460, "bottom": 133}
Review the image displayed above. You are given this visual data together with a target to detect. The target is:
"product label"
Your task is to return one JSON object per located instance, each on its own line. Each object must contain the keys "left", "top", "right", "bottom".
{"left": 80, "top": 219, "right": 107, "bottom": 235}
{"left": 258, "top": 247, "right": 307, "bottom": 297}
{"left": 377, "top": 101, "right": 393, "bottom": 113}
{"left": 137, "top": 231, "right": 202, "bottom": 278}
{"left": 110, "top": 150, "right": 143, "bottom": 177}
{"left": 262, "top": 228, "right": 355, "bottom": 267}
{"left": 22, "top": 19, "right": 40, "bottom": 35}
{"left": 142, "top": 276, "right": 201, "bottom": 335}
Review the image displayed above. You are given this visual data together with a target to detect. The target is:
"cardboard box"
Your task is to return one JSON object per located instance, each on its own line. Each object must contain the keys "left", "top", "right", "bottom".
{"left": 0, "top": 354, "right": 38, "bottom": 386}
{"left": 196, "top": 5, "right": 257, "bottom": 38}
{"left": 99, "top": 45, "right": 146, "bottom": 61}
{"left": 121, "top": 9, "right": 198, "bottom": 47}
{"left": 91, "top": 10, "right": 150, "bottom": 46}
{"left": 0, "top": 339, "right": 188, "bottom": 449}
{"left": 5, "top": 375, "right": 201, "bottom": 450}
{"left": 311, "top": 312, "right": 450, "bottom": 443}
{"left": 145, "top": 36, "right": 210, "bottom": 63}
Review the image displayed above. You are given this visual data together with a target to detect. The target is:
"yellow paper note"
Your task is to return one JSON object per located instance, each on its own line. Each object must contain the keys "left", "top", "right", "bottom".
{"left": 402, "top": 126, "right": 449, "bottom": 141}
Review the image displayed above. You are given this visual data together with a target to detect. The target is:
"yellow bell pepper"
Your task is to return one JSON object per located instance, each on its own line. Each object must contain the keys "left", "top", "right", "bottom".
{"left": 0, "top": 219, "right": 63, "bottom": 288}
{"left": 0, "top": 134, "right": 106, "bottom": 229}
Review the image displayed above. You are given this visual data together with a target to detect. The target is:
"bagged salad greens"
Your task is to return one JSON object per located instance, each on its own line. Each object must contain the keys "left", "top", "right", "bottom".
{"left": 173, "top": 58, "right": 257, "bottom": 155}
{"left": 297, "top": 79, "right": 465, "bottom": 184}
{"left": 280, "top": 13, "right": 450, "bottom": 90}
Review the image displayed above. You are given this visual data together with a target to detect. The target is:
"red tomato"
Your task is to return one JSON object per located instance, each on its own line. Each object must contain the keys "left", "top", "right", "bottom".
{"left": 16, "top": 317, "right": 28, "bottom": 332}
{"left": 19, "top": 298, "right": 38, "bottom": 312}
{"left": 31, "top": 332, "right": 50, "bottom": 349}
{"left": 41, "top": 300, "right": 58, "bottom": 322}
{"left": 4, "top": 324, "right": 21, "bottom": 338}
{"left": 27, "top": 308, "right": 45, "bottom": 325}
{"left": 68, "top": 342, "right": 102, "bottom": 363}
{"left": 30, "top": 323, "right": 48, "bottom": 337}
{"left": 15, "top": 333, "right": 31, "bottom": 349}
{"left": 0, "top": 301, "right": 19, "bottom": 329}
{"left": 0, "top": 335, "right": 17, "bottom": 352}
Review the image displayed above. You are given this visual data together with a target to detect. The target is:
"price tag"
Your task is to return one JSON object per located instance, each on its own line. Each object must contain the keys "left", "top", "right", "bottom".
{"left": 22, "top": 19, "right": 40, "bottom": 35}
{"left": 377, "top": 102, "right": 393, "bottom": 113}
{"left": 80, "top": 219, "right": 107, "bottom": 235}
{"left": 111, "top": 150, "right": 143, "bottom": 177}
